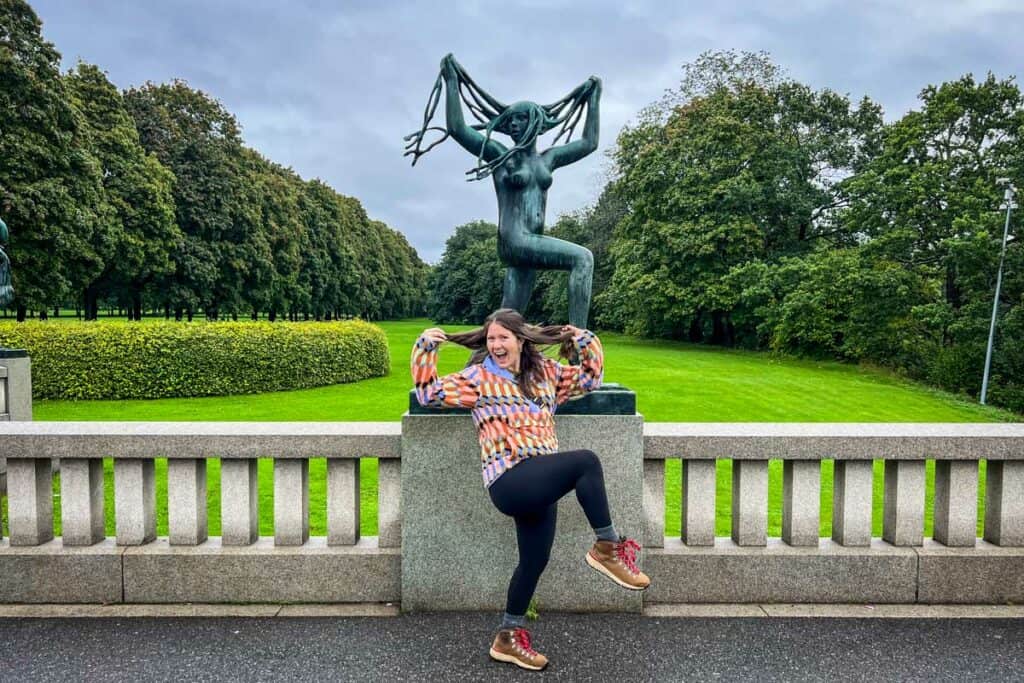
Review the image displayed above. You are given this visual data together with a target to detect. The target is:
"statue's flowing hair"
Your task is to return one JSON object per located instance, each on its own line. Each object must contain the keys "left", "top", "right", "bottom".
{"left": 404, "top": 58, "right": 595, "bottom": 181}
{"left": 445, "top": 308, "right": 576, "bottom": 400}
{"left": 0, "top": 218, "right": 11, "bottom": 307}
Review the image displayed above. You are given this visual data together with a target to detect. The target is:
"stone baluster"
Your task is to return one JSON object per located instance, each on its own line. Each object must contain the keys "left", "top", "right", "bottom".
{"left": 882, "top": 460, "right": 925, "bottom": 546}
{"left": 60, "top": 458, "right": 105, "bottom": 546}
{"left": 731, "top": 460, "right": 768, "bottom": 546}
{"left": 832, "top": 460, "right": 873, "bottom": 546}
{"left": 327, "top": 458, "right": 361, "bottom": 546}
{"left": 984, "top": 460, "right": 1024, "bottom": 546}
{"left": 782, "top": 460, "right": 820, "bottom": 547}
{"left": 274, "top": 459, "right": 309, "bottom": 546}
{"left": 168, "top": 459, "right": 208, "bottom": 545}
{"left": 377, "top": 458, "right": 401, "bottom": 548}
{"left": 933, "top": 460, "right": 978, "bottom": 547}
{"left": 682, "top": 459, "right": 716, "bottom": 546}
{"left": 642, "top": 460, "right": 665, "bottom": 548}
{"left": 7, "top": 458, "right": 53, "bottom": 545}
{"left": 114, "top": 459, "right": 156, "bottom": 545}
{"left": 221, "top": 459, "right": 259, "bottom": 546}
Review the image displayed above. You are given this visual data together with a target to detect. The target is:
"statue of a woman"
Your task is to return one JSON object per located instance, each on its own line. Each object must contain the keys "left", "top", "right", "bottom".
{"left": 406, "top": 54, "right": 601, "bottom": 328}
{"left": 0, "top": 217, "right": 12, "bottom": 307}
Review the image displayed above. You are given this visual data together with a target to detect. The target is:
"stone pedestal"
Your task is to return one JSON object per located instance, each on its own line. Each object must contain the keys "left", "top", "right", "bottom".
{"left": 0, "top": 350, "right": 32, "bottom": 493}
{"left": 401, "top": 391, "right": 643, "bottom": 613}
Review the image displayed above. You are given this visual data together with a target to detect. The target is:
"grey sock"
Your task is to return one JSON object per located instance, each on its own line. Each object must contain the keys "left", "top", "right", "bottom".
{"left": 500, "top": 612, "right": 527, "bottom": 629}
{"left": 594, "top": 524, "right": 618, "bottom": 543}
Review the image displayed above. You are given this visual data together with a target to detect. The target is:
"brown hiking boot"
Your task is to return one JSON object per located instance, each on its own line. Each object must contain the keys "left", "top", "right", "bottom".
{"left": 489, "top": 627, "right": 548, "bottom": 671}
{"left": 586, "top": 537, "right": 651, "bottom": 591}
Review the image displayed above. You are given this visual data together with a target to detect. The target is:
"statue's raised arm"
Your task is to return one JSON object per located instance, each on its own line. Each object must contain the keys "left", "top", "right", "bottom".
{"left": 404, "top": 55, "right": 602, "bottom": 328}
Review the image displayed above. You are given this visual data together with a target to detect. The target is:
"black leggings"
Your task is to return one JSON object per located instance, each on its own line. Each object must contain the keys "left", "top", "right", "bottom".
{"left": 487, "top": 449, "right": 613, "bottom": 616}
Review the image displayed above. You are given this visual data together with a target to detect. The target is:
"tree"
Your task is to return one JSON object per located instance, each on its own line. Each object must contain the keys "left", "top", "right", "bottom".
{"left": 600, "top": 50, "right": 882, "bottom": 342}
{"left": 64, "top": 62, "right": 179, "bottom": 319}
{"left": 428, "top": 221, "right": 504, "bottom": 323}
{"left": 0, "top": 0, "right": 106, "bottom": 318}
{"left": 124, "top": 80, "right": 246, "bottom": 320}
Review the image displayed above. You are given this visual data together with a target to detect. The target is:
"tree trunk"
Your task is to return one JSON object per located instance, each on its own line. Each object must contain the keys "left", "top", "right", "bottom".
{"left": 131, "top": 290, "right": 142, "bottom": 321}
{"left": 16, "top": 304, "right": 26, "bottom": 322}
{"left": 268, "top": 309, "right": 277, "bottom": 323}
{"left": 251, "top": 309, "right": 258, "bottom": 321}
{"left": 53, "top": 306, "right": 60, "bottom": 317}
{"left": 186, "top": 308, "right": 194, "bottom": 322}
{"left": 688, "top": 313, "right": 703, "bottom": 343}
{"left": 39, "top": 309, "right": 48, "bottom": 321}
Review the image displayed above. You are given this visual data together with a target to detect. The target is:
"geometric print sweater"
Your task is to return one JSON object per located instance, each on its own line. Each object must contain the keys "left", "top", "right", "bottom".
{"left": 410, "top": 329, "right": 604, "bottom": 488}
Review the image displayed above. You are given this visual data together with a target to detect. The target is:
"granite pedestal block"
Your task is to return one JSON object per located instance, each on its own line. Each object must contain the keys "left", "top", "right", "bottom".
{"left": 400, "top": 410, "right": 643, "bottom": 613}
{"left": 0, "top": 539, "right": 123, "bottom": 603}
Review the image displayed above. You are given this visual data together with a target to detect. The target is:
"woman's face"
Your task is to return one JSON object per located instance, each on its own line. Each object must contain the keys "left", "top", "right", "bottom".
{"left": 487, "top": 322, "right": 523, "bottom": 373}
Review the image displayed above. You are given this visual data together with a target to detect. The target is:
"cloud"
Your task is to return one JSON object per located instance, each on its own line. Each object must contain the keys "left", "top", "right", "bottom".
{"left": 31, "top": 0, "right": 1024, "bottom": 262}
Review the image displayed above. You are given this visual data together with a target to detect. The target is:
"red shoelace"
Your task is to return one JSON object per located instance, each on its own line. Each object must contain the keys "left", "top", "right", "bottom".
{"left": 513, "top": 628, "right": 538, "bottom": 656}
{"left": 614, "top": 538, "right": 642, "bottom": 574}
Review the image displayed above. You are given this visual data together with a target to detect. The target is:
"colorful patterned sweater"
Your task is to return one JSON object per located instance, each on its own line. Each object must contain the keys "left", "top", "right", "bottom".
{"left": 410, "top": 330, "right": 604, "bottom": 487}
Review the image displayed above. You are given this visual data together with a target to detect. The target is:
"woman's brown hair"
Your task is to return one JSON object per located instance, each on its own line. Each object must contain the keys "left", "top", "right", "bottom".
{"left": 445, "top": 308, "right": 576, "bottom": 400}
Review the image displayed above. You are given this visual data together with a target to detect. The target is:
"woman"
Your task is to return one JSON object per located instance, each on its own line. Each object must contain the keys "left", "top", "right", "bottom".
{"left": 405, "top": 54, "right": 600, "bottom": 328}
{"left": 410, "top": 308, "right": 649, "bottom": 672}
{"left": 0, "top": 217, "right": 12, "bottom": 306}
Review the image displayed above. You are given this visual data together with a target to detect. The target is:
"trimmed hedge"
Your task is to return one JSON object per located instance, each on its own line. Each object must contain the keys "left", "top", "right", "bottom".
{"left": 0, "top": 320, "right": 390, "bottom": 400}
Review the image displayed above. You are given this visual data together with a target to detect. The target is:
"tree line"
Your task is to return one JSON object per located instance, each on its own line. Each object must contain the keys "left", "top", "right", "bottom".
{"left": 1, "top": 0, "right": 428, "bottom": 322}
{"left": 430, "top": 52, "right": 1023, "bottom": 414}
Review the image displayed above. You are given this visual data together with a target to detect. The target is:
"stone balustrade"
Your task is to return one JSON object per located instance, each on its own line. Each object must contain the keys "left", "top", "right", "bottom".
{"left": 642, "top": 423, "right": 1024, "bottom": 604}
{"left": 1, "top": 420, "right": 1022, "bottom": 606}
{"left": 0, "top": 422, "right": 401, "bottom": 603}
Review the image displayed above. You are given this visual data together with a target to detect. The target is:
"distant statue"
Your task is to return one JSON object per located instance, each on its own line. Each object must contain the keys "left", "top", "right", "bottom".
{"left": 0, "top": 217, "right": 12, "bottom": 307}
{"left": 405, "top": 54, "right": 601, "bottom": 328}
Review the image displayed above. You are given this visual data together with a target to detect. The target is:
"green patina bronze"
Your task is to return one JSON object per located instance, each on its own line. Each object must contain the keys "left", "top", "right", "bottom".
{"left": 0, "top": 217, "right": 12, "bottom": 307}
{"left": 405, "top": 54, "right": 601, "bottom": 328}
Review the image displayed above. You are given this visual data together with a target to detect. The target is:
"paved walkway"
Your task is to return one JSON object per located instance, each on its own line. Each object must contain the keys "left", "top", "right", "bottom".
{"left": 2, "top": 609, "right": 1022, "bottom": 681}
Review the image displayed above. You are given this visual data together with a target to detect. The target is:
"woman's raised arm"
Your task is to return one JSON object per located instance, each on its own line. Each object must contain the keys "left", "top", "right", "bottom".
{"left": 543, "top": 77, "right": 601, "bottom": 171}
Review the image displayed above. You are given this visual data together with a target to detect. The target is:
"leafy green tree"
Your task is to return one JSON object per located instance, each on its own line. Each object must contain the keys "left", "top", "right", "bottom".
{"left": 0, "top": 0, "right": 106, "bottom": 319}
{"left": 64, "top": 62, "right": 179, "bottom": 319}
{"left": 428, "top": 220, "right": 504, "bottom": 323}
{"left": 600, "top": 50, "right": 882, "bottom": 342}
{"left": 124, "top": 80, "right": 247, "bottom": 320}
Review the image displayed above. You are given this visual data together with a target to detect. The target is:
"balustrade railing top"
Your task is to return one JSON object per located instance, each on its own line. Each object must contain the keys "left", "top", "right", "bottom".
{"left": 643, "top": 422, "right": 1024, "bottom": 460}
{"left": 0, "top": 421, "right": 402, "bottom": 459}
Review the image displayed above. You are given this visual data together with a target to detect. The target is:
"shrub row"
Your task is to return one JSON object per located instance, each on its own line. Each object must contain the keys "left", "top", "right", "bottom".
{"left": 0, "top": 321, "right": 389, "bottom": 400}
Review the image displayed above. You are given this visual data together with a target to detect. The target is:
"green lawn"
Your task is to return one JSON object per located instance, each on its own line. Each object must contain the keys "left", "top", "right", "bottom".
{"left": 19, "top": 318, "right": 1017, "bottom": 541}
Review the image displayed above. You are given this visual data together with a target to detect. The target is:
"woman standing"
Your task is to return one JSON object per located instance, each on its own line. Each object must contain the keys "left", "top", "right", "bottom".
{"left": 411, "top": 308, "right": 649, "bottom": 671}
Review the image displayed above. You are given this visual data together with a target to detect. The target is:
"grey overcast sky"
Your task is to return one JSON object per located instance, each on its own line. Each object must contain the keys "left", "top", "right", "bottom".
{"left": 29, "top": 0, "right": 1024, "bottom": 263}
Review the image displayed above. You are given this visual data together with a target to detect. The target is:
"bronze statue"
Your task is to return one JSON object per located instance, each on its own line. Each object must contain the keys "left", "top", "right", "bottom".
{"left": 0, "top": 217, "right": 12, "bottom": 307}
{"left": 406, "top": 54, "right": 601, "bottom": 328}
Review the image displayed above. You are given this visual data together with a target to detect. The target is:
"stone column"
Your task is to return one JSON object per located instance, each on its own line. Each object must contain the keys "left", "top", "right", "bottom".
{"left": 327, "top": 458, "right": 361, "bottom": 546}
{"left": 377, "top": 458, "right": 401, "bottom": 548}
{"left": 221, "top": 459, "right": 259, "bottom": 545}
{"left": 274, "top": 459, "right": 309, "bottom": 546}
{"left": 984, "top": 460, "right": 1024, "bottom": 547}
{"left": 832, "top": 460, "right": 873, "bottom": 546}
{"left": 882, "top": 460, "right": 925, "bottom": 546}
{"left": 7, "top": 458, "right": 53, "bottom": 545}
{"left": 114, "top": 459, "right": 156, "bottom": 545}
{"left": 643, "top": 459, "right": 665, "bottom": 548}
{"left": 933, "top": 460, "right": 977, "bottom": 547}
{"left": 782, "top": 460, "right": 820, "bottom": 547}
{"left": 60, "top": 458, "right": 105, "bottom": 546}
{"left": 682, "top": 459, "right": 716, "bottom": 546}
{"left": 400, "top": 410, "right": 643, "bottom": 613}
{"left": 731, "top": 460, "right": 768, "bottom": 546}
{"left": 168, "top": 458, "right": 208, "bottom": 545}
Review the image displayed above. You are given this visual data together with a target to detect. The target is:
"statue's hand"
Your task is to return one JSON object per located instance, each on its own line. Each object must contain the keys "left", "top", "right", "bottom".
{"left": 588, "top": 76, "right": 602, "bottom": 98}
{"left": 441, "top": 55, "right": 457, "bottom": 83}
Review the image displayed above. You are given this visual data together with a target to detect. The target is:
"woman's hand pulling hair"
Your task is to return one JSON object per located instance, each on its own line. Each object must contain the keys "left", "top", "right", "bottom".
{"left": 560, "top": 324, "right": 583, "bottom": 338}
{"left": 422, "top": 327, "right": 448, "bottom": 346}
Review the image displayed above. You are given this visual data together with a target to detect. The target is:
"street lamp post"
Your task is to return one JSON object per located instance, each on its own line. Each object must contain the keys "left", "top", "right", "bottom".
{"left": 980, "top": 180, "right": 1017, "bottom": 405}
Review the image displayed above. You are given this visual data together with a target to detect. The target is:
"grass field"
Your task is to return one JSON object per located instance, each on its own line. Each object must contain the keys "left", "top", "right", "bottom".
{"left": 14, "top": 318, "right": 1018, "bottom": 541}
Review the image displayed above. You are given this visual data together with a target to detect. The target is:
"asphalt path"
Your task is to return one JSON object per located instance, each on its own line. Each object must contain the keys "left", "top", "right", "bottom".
{"left": 2, "top": 612, "right": 1022, "bottom": 681}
